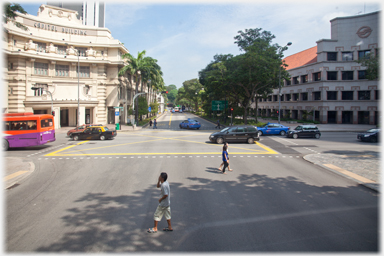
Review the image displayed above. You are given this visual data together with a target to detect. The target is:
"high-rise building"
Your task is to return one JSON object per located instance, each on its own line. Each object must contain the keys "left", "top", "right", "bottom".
{"left": 47, "top": 1, "right": 105, "bottom": 27}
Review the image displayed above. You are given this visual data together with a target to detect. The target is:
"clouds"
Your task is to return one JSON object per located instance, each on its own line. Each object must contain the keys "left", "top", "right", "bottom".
{"left": 105, "top": 2, "right": 380, "bottom": 88}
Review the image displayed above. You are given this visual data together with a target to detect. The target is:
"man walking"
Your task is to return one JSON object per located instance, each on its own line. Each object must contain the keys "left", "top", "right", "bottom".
{"left": 215, "top": 119, "right": 221, "bottom": 129}
{"left": 153, "top": 119, "right": 157, "bottom": 129}
{"left": 149, "top": 119, "right": 153, "bottom": 127}
{"left": 148, "top": 172, "right": 172, "bottom": 233}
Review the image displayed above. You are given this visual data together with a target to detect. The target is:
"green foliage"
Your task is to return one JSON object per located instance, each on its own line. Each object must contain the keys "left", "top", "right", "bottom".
{"left": 138, "top": 97, "right": 148, "bottom": 117}
{"left": 167, "top": 89, "right": 178, "bottom": 103}
{"left": 150, "top": 100, "right": 159, "bottom": 114}
{"left": 3, "top": 2, "right": 28, "bottom": 31}
{"left": 356, "top": 51, "right": 380, "bottom": 80}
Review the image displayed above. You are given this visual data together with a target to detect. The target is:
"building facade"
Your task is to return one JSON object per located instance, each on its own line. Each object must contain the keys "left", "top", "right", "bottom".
{"left": 47, "top": 1, "right": 105, "bottom": 28}
{"left": 256, "top": 11, "right": 380, "bottom": 125}
{"left": 3, "top": 4, "right": 156, "bottom": 129}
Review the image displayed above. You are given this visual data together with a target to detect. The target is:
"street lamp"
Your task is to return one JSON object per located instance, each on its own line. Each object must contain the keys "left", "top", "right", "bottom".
{"left": 278, "top": 42, "right": 292, "bottom": 124}
{"left": 31, "top": 87, "right": 53, "bottom": 114}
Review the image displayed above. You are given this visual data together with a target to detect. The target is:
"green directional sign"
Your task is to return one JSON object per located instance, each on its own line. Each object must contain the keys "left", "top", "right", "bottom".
{"left": 211, "top": 100, "right": 228, "bottom": 111}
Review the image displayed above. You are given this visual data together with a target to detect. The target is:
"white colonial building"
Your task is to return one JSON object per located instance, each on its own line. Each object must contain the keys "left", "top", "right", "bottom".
{"left": 256, "top": 11, "right": 380, "bottom": 125}
{"left": 3, "top": 4, "right": 158, "bottom": 129}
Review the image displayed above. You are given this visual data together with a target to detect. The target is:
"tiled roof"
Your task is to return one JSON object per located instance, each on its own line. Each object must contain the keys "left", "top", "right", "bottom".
{"left": 283, "top": 46, "right": 317, "bottom": 70}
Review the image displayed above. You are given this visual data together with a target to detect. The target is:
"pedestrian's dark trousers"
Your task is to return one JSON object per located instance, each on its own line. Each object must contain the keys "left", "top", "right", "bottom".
{"left": 223, "top": 161, "right": 228, "bottom": 172}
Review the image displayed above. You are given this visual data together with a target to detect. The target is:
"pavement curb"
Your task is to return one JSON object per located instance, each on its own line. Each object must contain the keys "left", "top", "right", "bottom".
{"left": 4, "top": 157, "right": 35, "bottom": 190}
{"left": 303, "top": 154, "right": 379, "bottom": 193}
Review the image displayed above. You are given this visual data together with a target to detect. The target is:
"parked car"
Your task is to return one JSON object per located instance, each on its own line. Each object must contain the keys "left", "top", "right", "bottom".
{"left": 209, "top": 125, "right": 260, "bottom": 144}
{"left": 257, "top": 122, "right": 290, "bottom": 136}
{"left": 179, "top": 118, "right": 201, "bottom": 129}
{"left": 357, "top": 128, "right": 380, "bottom": 142}
{"left": 172, "top": 109, "right": 175, "bottom": 113}
{"left": 286, "top": 125, "right": 321, "bottom": 139}
{"left": 67, "top": 124, "right": 102, "bottom": 136}
{"left": 70, "top": 126, "right": 117, "bottom": 141}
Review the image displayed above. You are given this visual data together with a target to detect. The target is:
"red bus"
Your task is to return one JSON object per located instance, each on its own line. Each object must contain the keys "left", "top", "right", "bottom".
{"left": 3, "top": 113, "right": 56, "bottom": 150}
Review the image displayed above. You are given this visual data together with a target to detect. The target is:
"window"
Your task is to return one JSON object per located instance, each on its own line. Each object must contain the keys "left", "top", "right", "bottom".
{"left": 76, "top": 66, "right": 90, "bottom": 78}
{"left": 313, "top": 72, "right": 321, "bottom": 81}
{"left": 292, "top": 93, "right": 299, "bottom": 101}
{"left": 41, "top": 119, "right": 53, "bottom": 128}
{"left": 56, "top": 45, "right": 67, "bottom": 55}
{"left": 55, "top": 65, "right": 69, "bottom": 76}
{"left": 313, "top": 92, "right": 321, "bottom": 100}
{"left": 358, "top": 91, "right": 370, "bottom": 100}
{"left": 293, "top": 77, "right": 299, "bottom": 84}
{"left": 84, "top": 85, "right": 90, "bottom": 95}
{"left": 301, "top": 75, "right": 308, "bottom": 83}
{"left": 285, "top": 79, "right": 291, "bottom": 86}
{"left": 247, "top": 127, "right": 257, "bottom": 132}
{"left": 375, "top": 90, "right": 379, "bottom": 100}
{"left": 358, "top": 50, "right": 371, "bottom": 60}
{"left": 268, "top": 96, "right": 272, "bottom": 102}
{"left": 358, "top": 70, "right": 367, "bottom": 80}
{"left": 8, "top": 63, "right": 14, "bottom": 70}
{"left": 76, "top": 47, "right": 87, "bottom": 57}
{"left": 327, "top": 52, "right": 337, "bottom": 61}
{"left": 34, "top": 62, "right": 48, "bottom": 75}
{"left": 342, "top": 52, "right": 353, "bottom": 61}
{"left": 342, "top": 71, "right": 354, "bottom": 80}
{"left": 285, "top": 94, "right": 291, "bottom": 101}
{"left": 301, "top": 92, "right": 308, "bottom": 101}
{"left": 35, "top": 42, "right": 46, "bottom": 52}
{"left": 327, "top": 91, "right": 338, "bottom": 100}
{"left": 273, "top": 95, "right": 278, "bottom": 101}
{"left": 13, "top": 40, "right": 17, "bottom": 46}
{"left": 327, "top": 71, "right": 338, "bottom": 80}
{"left": 342, "top": 91, "right": 354, "bottom": 100}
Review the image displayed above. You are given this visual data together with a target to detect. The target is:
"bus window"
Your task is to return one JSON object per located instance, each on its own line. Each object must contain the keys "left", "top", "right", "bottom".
{"left": 4, "top": 121, "right": 10, "bottom": 131}
{"left": 41, "top": 119, "right": 53, "bottom": 128}
{"left": 27, "top": 120, "right": 37, "bottom": 130}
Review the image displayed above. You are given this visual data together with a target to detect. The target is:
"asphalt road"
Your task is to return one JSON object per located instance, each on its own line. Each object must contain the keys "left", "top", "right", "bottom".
{"left": 5, "top": 112, "right": 379, "bottom": 252}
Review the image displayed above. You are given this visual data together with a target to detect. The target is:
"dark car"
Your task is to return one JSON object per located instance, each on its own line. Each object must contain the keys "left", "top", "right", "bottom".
{"left": 67, "top": 123, "right": 103, "bottom": 136}
{"left": 70, "top": 126, "right": 117, "bottom": 141}
{"left": 286, "top": 125, "right": 321, "bottom": 139}
{"left": 357, "top": 128, "right": 380, "bottom": 142}
{"left": 209, "top": 125, "right": 260, "bottom": 144}
{"left": 257, "top": 122, "right": 290, "bottom": 136}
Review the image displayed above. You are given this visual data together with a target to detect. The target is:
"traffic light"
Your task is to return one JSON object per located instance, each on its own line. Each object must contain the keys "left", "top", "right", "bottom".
{"left": 230, "top": 108, "right": 233, "bottom": 112}
{"left": 161, "top": 91, "right": 168, "bottom": 94}
{"left": 276, "top": 110, "right": 279, "bottom": 114}
{"left": 52, "top": 111, "right": 55, "bottom": 116}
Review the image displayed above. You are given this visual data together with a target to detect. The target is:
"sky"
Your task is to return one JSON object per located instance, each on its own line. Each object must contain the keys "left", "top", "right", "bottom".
{"left": 19, "top": 1, "right": 381, "bottom": 88}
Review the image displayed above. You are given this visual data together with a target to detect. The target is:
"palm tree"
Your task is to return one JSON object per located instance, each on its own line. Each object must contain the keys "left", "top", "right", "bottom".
{"left": 3, "top": 3, "right": 28, "bottom": 31}
{"left": 119, "top": 50, "right": 162, "bottom": 123}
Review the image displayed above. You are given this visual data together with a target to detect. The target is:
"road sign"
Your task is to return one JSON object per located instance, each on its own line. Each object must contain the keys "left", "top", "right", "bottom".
{"left": 115, "top": 111, "right": 119, "bottom": 116}
{"left": 211, "top": 100, "right": 228, "bottom": 111}
{"left": 148, "top": 107, "right": 151, "bottom": 112}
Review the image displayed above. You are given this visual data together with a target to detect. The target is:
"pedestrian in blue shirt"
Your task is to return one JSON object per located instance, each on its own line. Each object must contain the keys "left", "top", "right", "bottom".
{"left": 153, "top": 119, "right": 157, "bottom": 129}
{"left": 221, "top": 144, "right": 233, "bottom": 174}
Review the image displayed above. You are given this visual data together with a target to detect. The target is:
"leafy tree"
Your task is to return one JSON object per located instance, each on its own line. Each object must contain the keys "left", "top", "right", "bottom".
{"left": 150, "top": 100, "right": 159, "bottom": 114}
{"left": 177, "top": 79, "right": 203, "bottom": 112}
{"left": 138, "top": 96, "right": 148, "bottom": 118}
{"left": 167, "top": 89, "right": 178, "bottom": 103}
{"left": 3, "top": 2, "right": 28, "bottom": 31}
{"left": 356, "top": 51, "right": 380, "bottom": 80}
{"left": 119, "top": 50, "right": 162, "bottom": 123}
{"left": 166, "top": 84, "right": 177, "bottom": 92}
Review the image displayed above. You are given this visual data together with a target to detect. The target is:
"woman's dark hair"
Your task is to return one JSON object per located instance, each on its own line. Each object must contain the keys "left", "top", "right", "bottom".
{"left": 161, "top": 172, "right": 168, "bottom": 181}
{"left": 223, "top": 145, "right": 228, "bottom": 151}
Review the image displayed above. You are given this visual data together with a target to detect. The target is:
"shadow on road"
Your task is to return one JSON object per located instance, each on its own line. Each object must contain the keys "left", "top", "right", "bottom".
{"left": 34, "top": 173, "right": 378, "bottom": 252}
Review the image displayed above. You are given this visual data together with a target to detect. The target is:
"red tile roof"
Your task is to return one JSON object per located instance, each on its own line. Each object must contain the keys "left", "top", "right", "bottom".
{"left": 283, "top": 46, "right": 317, "bottom": 70}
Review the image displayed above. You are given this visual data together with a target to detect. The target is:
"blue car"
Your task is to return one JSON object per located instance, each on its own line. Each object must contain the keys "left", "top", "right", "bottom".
{"left": 172, "top": 109, "right": 175, "bottom": 113}
{"left": 257, "top": 122, "right": 290, "bottom": 136}
{"left": 179, "top": 118, "right": 201, "bottom": 129}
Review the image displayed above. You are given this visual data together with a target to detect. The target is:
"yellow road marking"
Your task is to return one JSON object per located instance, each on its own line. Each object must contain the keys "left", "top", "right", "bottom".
{"left": 169, "top": 113, "right": 173, "bottom": 126}
{"left": 323, "top": 164, "right": 375, "bottom": 184}
{"left": 47, "top": 152, "right": 275, "bottom": 156}
{"left": 4, "top": 171, "right": 28, "bottom": 181}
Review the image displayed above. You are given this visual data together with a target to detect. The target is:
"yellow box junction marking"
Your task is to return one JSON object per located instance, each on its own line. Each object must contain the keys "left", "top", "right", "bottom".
{"left": 323, "top": 164, "right": 375, "bottom": 184}
{"left": 46, "top": 132, "right": 279, "bottom": 156}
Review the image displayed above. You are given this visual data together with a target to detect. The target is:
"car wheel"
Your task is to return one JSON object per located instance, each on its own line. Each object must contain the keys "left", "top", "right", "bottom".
{"left": 187, "top": 125, "right": 190, "bottom": 129}
{"left": 247, "top": 137, "right": 254, "bottom": 144}
{"left": 3, "top": 139, "right": 9, "bottom": 151}
{"left": 258, "top": 131, "right": 263, "bottom": 136}
{"left": 73, "top": 135, "right": 79, "bottom": 141}
{"left": 216, "top": 137, "right": 224, "bottom": 144}
{"left": 67, "top": 132, "right": 72, "bottom": 137}
{"left": 315, "top": 133, "right": 320, "bottom": 139}
{"left": 197, "top": 127, "right": 200, "bottom": 130}
{"left": 179, "top": 125, "right": 182, "bottom": 129}
{"left": 370, "top": 136, "right": 377, "bottom": 143}
{"left": 100, "top": 135, "right": 105, "bottom": 141}
{"left": 292, "top": 134, "right": 298, "bottom": 139}
{"left": 280, "top": 130, "right": 286, "bottom": 136}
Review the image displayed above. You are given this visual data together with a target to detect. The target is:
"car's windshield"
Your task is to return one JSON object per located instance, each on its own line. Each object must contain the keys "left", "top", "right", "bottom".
{"left": 78, "top": 125, "right": 85, "bottom": 129}
{"left": 104, "top": 127, "right": 109, "bottom": 131}
{"left": 220, "top": 127, "right": 229, "bottom": 133}
{"left": 366, "top": 129, "right": 379, "bottom": 133}
{"left": 294, "top": 126, "right": 303, "bottom": 131}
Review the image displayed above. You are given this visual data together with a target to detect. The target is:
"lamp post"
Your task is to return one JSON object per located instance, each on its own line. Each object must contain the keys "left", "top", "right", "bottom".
{"left": 65, "top": 43, "right": 80, "bottom": 130}
{"left": 31, "top": 87, "right": 53, "bottom": 114}
{"left": 278, "top": 42, "right": 292, "bottom": 124}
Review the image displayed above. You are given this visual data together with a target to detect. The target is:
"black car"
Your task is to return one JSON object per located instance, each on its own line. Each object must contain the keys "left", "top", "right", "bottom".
{"left": 357, "top": 128, "right": 380, "bottom": 142}
{"left": 286, "top": 125, "right": 321, "bottom": 139}
{"left": 70, "top": 126, "right": 117, "bottom": 141}
{"left": 209, "top": 125, "right": 260, "bottom": 144}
